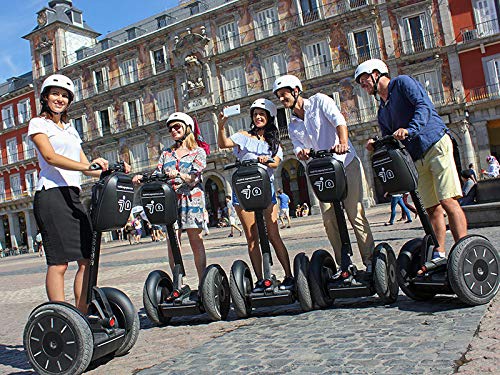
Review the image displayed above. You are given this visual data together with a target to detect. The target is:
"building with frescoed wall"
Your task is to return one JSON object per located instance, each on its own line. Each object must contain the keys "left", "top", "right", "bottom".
{"left": 0, "top": 73, "right": 39, "bottom": 251}
{"left": 21, "top": 0, "right": 500, "bottom": 228}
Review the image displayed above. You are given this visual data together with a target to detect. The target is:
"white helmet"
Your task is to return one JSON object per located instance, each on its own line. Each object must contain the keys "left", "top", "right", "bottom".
{"left": 273, "top": 75, "right": 303, "bottom": 95}
{"left": 354, "top": 59, "right": 389, "bottom": 83}
{"left": 250, "top": 98, "right": 277, "bottom": 117}
{"left": 166, "top": 112, "right": 194, "bottom": 129}
{"left": 41, "top": 74, "right": 75, "bottom": 101}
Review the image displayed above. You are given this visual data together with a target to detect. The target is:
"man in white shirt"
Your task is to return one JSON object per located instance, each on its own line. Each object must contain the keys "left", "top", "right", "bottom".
{"left": 273, "top": 75, "right": 375, "bottom": 274}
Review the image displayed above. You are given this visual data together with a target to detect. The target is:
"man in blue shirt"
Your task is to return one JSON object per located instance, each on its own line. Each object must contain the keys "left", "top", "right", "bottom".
{"left": 276, "top": 189, "right": 291, "bottom": 229}
{"left": 355, "top": 59, "right": 467, "bottom": 272}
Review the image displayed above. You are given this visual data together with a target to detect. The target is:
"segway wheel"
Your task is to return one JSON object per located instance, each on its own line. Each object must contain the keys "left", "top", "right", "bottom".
{"left": 397, "top": 238, "right": 437, "bottom": 301}
{"left": 229, "top": 260, "right": 253, "bottom": 318}
{"left": 293, "top": 252, "right": 313, "bottom": 312}
{"left": 308, "top": 249, "right": 335, "bottom": 308}
{"left": 373, "top": 243, "right": 399, "bottom": 304}
{"left": 101, "top": 287, "right": 140, "bottom": 356}
{"left": 201, "top": 264, "right": 231, "bottom": 321}
{"left": 448, "top": 235, "right": 500, "bottom": 306}
{"left": 23, "top": 303, "right": 93, "bottom": 375}
{"left": 143, "top": 270, "right": 173, "bottom": 326}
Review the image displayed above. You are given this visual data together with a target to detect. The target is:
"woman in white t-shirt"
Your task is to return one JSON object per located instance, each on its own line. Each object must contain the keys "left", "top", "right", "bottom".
{"left": 28, "top": 74, "right": 125, "bottom": 313}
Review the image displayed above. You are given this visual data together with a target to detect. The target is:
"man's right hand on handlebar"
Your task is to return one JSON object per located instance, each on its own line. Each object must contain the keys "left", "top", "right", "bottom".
{"left": 296, "top": 148, "right": 310, "bottom": 161}
{"left": 365, "top": 139, "right": 375, "bottom": 152}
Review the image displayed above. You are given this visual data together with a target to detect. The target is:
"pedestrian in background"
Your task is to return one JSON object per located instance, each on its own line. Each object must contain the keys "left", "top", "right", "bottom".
{"left": 225, "top": 195, "right": 243, "bottom": 237}
{"left": 277, "top": 188, "right": 292, "bottom": 228}
{"left": 384, "top": 193, "right": 413, "bottom": 226}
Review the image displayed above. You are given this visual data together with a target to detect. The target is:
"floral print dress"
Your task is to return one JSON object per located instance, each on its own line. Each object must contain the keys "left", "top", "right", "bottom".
{"left": 156, "top": 147, "right": 207, "bottom": 229}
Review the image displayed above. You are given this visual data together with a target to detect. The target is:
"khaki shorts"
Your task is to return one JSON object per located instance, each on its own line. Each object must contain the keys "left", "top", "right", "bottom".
{"left": 416, "top": 135, "right": 462, "bottom": 209}
{"left": 229, "top": 216, "right": 237, "bottom": 226}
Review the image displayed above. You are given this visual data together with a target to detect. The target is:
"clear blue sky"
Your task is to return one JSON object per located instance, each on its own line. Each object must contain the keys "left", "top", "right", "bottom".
{"left": 0, "top": 0, "right": 179, "bottom": 82}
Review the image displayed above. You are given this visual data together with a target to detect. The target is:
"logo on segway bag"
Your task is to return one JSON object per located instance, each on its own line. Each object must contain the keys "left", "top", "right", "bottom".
{"left": 378, "top": 167, "right": 395, "bottom": 183}
{"left": 313, "top": 177, "right": 334, "bottom": 192}
{"left": 241, "top": 184, "right": 262, "bottom": 200}
{"left": 117, "top": 195, "right": 132, "bottom": 213}
{"left": 146, "top": 200, "right": 164, "bottom": 214}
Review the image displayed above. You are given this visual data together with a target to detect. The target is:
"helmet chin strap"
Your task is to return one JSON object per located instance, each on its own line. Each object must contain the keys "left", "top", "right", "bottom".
{"left": 371, "top": 73, "right": 385, "bottom": 102}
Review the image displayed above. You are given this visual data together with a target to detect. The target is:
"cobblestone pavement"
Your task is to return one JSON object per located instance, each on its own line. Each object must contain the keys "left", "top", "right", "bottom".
{"left": 0, "top": 204, "right": 498, "bottom": 374}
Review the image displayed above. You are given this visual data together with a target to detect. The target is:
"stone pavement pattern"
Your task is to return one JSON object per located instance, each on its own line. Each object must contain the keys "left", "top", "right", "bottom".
{"left": 0, "top": 205, "right": 498, "bottom": 374}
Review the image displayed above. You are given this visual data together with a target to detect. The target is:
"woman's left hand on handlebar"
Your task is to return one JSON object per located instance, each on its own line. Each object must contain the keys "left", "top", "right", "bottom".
{"left": 258, "top": 156, "right": 269, "bottom": 164}
{"left": 132, "top": 175, "right": 143, "bottom": 185}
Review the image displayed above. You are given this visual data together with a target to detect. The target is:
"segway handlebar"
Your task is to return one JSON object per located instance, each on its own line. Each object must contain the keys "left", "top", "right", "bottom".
{"left": 223, "top": 158, "right": 275, "bottom": 170}
{"left": 309, "top": 149, "right": 350, "bottom": 158}
{"left": 89, "top": 161, "right": 128, "bottom": 174}
{"left": 138, "top": 172, "right": 170, "bottom": 184}
{"left": 371, "top": 135, "right": 404, "bottom": 150}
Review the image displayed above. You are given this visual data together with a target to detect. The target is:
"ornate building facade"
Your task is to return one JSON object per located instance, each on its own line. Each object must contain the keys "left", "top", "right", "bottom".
{"left": 19, "top": 0, "right": 499, "bottom": 229}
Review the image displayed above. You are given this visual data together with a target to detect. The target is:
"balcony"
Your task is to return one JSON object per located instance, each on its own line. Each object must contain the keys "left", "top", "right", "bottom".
{"left": 400, "top": 32, "right": 437, "bottom": 55}
{"left": 460, "top": 19, "right": 499, "bottom": 43}
{"left": 467, "top": 83, "right": 500, "bottom": 103}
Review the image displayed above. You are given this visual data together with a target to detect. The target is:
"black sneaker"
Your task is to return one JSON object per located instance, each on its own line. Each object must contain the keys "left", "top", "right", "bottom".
{"left": 252, "top": 280, "right": 265, "bottom": 293}
{"left": 279, "top": 276, "right": 295, "bottom": 290}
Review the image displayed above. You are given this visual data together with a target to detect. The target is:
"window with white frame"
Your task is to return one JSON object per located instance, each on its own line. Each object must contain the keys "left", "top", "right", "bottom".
{"left": 10, "top": 173, "right": 21, "bottom": 199}
{"left": 17, "top": 99, "right": 31, "bottom": 124}
{"left": 198, "top": 120, "right": 217, "bottom": 151}
{"left": 473, "top": 0, "right": 499, "bottom": 37}
{"left": 25, "top": 170, "right": 37, "bottom": 195}
{"left": 261, "top": 53, "right": 287, "bottom": 90}
{"left": 414, "top": 70, "right": 444, "bottom": 105}
{"left": 357, "top": 87, "right": 377, "bottom": 122}
{"left": 483, "top": 55, "right": 500, "bottom": 96}
{"left": 123, "top": 99, "right": 144, "bottom": 128}
{"left": 129, "top": 142, "right": 149, "bottom": 171}
{"left": 102, "top": 149, "right": 118, "bottom": 164}
{"left": 349, "top": 28, "right": 378, "bottom": 65}
{"left": 304, "top": 40, "right": 332, "bottom": 79}
{"left": 41, "top": 52, "right": 53, "bottom": 75}
{"left": 151, "top": 47, "right": 168, "bottom": 74}
{"left": 218, "top": 21, "right": 239, "bottom": 53}
{"left": 120, "top": 58, "right": 139, "bottom": 85}
{"left": 6, "top": 137, "right": 18, "bottom": 164}
{"left": 93, "top": 68, "right": 108, "bottom": 93}
{"left": 2, "top": 105, "right": 15, "bottom": 129}
{"left": 222, "top": 66, "right": 247, "bottom": 101}
{"left": 155, "top": 88, "right": 175, "bottom": 121}
{"left": 71, "top": 116, "right": 86, "bottom": 140}
{"left": 0, "top": 178, "right": 5, "bottom": 201}
{"left": 299, "top": 0, "right": 320, "bottom": 23}
{"left": 96, "top": 108, "right": 113, "bottom": 136}
{"left": 255, "top": 8, "right": 279, "bottom": 40}
{"left": 22, "top": 134, "right": 36, "bottom": 159}
{"left": 402, "top": 13, "right": 433, "bottom": 54}
{"left": 73, "top": 78, "right": 83, "bottom": 101}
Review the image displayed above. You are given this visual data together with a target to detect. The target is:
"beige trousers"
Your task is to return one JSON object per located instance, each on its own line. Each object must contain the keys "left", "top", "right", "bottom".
{"left": 319, "top": 156, "right": 375, "bottom": 267}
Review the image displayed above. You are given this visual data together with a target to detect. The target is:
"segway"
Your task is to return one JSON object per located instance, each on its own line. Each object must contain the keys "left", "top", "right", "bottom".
{"left": 372, "top": 135, "right": 500, "bottom": 305}
{"left": 306, "top": 150, "right": 399, "bottom": 308}
{"left": 140, "top": 173, "right": 230, "bottom": 325}
{"left": 23, "top": 162, "right": 140, "bottom": 375}
{"left": 225, "top": 159, "right": 313, "bottom": 318}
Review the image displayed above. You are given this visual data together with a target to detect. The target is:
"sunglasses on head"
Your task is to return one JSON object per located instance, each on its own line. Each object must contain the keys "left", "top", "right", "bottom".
{"left": 168, "top": 123, "right": 183, "bottom": 132}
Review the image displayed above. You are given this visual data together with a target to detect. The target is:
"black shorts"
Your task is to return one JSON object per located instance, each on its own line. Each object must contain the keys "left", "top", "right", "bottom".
{"left": 34, "top": 187, "right": 92, "bottom": 265}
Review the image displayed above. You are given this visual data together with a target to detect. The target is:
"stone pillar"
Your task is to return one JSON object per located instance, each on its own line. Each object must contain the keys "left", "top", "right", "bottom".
{"left": 474, "top": 121, "right": 490, "bottom": 172}
{"left": 24, "top": 209, "right": 35, "bottom": 252}
{"left": 377, "top": 5, "right": 395, "bottom": 58}
{"left": 7, "top": 212, "right": 21, "bottom": 249}
{"left": 0, "top": 216, "right": 5, "bottom": 250}
{"left": 458, "top": 119, "right": 476, "bottom": 170}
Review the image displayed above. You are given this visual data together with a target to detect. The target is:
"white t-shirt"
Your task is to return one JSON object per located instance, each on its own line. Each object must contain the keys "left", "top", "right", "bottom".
{"left": 289, "top": 93, "right": 356, "bottom": 167}
{"left": 28, "top": 117, "right": 83, "bottom": 190}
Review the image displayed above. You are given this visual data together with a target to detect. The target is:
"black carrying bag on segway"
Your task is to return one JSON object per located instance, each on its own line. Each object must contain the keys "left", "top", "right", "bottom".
{"left": 371, "top": 137, "right": 418, "bottom": 195}
{"left": 139, "top": 180, "right": 178, "bottom": 226}
{"left": 232, "top": 161, "right": 272, "bottom": 211}
{"left": 90, "top": 171, "right": 135, "bottom": 231}
{"left": 306, "top": 151, "right": 347, "bottom": 202}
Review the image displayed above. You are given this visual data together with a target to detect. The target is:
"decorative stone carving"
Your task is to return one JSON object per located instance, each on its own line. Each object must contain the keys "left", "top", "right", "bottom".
{"left": 184, "top": 54, "right": 205, "bottom": 97}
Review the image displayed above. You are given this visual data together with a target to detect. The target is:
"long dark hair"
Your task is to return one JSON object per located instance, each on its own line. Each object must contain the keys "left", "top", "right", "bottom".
{"left": 249, "top": 111, "right": 280, "bottom": 157}
{"left": 39, "top": 89, "right": 70, "bottom": 123}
